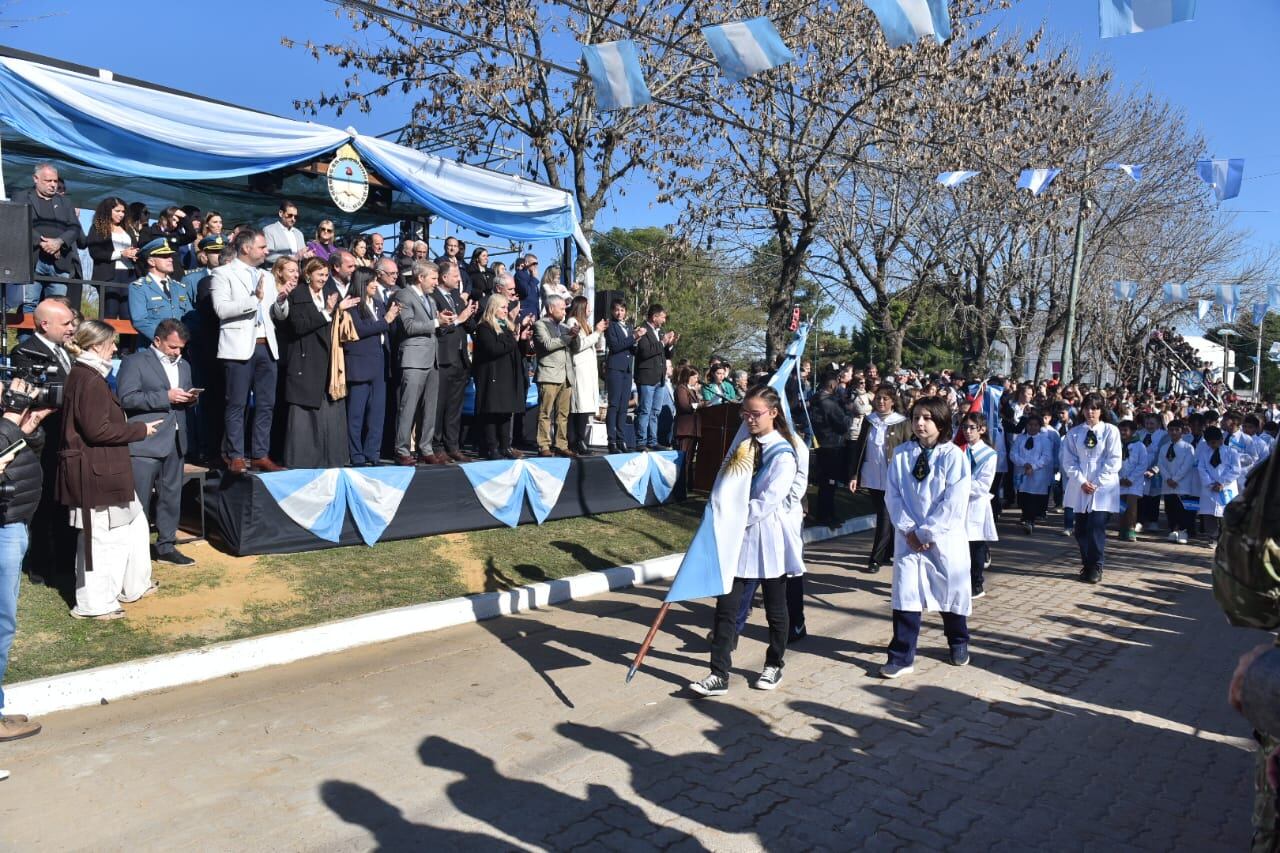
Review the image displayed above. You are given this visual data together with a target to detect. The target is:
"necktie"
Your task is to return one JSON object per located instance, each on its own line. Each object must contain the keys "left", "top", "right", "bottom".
{"left": 1025, "top": 437, "right": 1034, "bottom": 450}
{"left": 159, "top": 277, "right": 169, "bottom": 299}
{"left": 1085, "top": 430, "right": 1097, "bottom": 449}
{"left": 1123, "top": 443, "right": 1130, "bottom": 461}
{"left": 1143, "top": 434, "right": 1151, "bottom": 446}
{"left": 912, "top": 447, "right": 931, "bottom": 482}
{"left": 1166, "top": 445, "right": 1176, "bottom": 462}
{"left": 1211, "top": 448, "right": 1221, "bottom": 467}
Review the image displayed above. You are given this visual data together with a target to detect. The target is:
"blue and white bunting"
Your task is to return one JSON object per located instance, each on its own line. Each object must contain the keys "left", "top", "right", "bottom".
{"left": 864, "top": 0, "right": 952, "bottom": 48}
{"left": 604, "top": 450, "right": 682, "bottom": 505}
{"left": 1113, "top": 281, "right": 1138, "bottom": 301}
{"left": 700, "top": 18, "right": 794, "bottom": 83}
{"left": 344, "top": 467, "right": 415, "bottom": 545}
{"left": 1197, "top": 158, "right": 1245, "bottom": 202}
{"left": 1269, "top": 284, "right": 1280, "bottom": 311}
{"left": 1163, "top": 283, "right": 1190, "bottom": 303}
{"left": 259, "top": 469, "right": 347, "bottom": 543}
{"left": 1197, "top": 299, "right": 1213, "bottom": 322}
{"left": 1270, "top": 342, "right": 1280, "bottom": 362}
{"left": 1100, "top": 0, "right": 1196, "bottom": 38}
{"left": 1017, "top": 168, "right": 1061, "bottom": 196}
{"left": 1215, "top": 284, "right": 1241, "bottom": 306}
{"left": 461, "top": 457, "right": 571, "bottom": 528}
{"left": 582, "top": 40, "right": 652, "bottom": 111}
{"left": 1252, "top": 302, "right": 1269, "bottom": 327}
{"left": 1223, "top": 303, "right": 1239, "bottom": 324}
{"left": 1105, "top": 162, "right": 1144, "bottom": 181}
{"left": 665, "top": 323, "right": 810, "bottom": 603}
{"left": 937, "top": 170, "right": 978, "bottom": 187}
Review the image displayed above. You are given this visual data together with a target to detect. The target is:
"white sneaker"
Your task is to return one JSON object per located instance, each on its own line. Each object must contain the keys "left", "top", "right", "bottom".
{"left": 1167, "top": 531, "right": 1181, "bottom": 543}
{"left": 1178, "top": 531, "right": 1189, "bottom": 545}
{"left": 880, "top": 663, "right": 915, "bottom": 679}
{"left": 1060, "top": 527, "right": 1074, "bottom": 537}
{"left": 1133, "top": 522, "right": 1144, "bottom": 533}
{"left": 0, "top": 768, "right": 8, "bottom": 781}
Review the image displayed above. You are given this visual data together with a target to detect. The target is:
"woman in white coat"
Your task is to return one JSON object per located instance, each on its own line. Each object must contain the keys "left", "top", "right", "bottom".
{"left": 565, "top": 296, "right": 607, "bottom": 455}
{"left": 882, "top": 396, "right": 972, "bottom": 679}
{"left": 1060, "top": 392, "right": 1123, "bottom": 585}
{"left": 959, "top": 412, "right": 998, "bottom": 600}
{"left": 1010, "top": 409, "right": 1055, "bottom": 535}
{"left": 690, "top": 386, "right": 803, "bottom": 697}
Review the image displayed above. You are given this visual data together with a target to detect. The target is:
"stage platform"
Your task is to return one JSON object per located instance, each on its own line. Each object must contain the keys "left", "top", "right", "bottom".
{"left": 209, "top": 453, "right": 687, "bottom": 556}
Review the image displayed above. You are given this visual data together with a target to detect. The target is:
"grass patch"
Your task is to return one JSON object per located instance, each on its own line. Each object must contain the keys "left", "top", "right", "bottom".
{"left": 8, "top": 487, "right": 872, "bottom": 683}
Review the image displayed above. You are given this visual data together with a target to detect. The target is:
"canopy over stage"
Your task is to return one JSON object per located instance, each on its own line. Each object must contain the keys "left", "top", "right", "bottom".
{"left": 0, "top": 45, "right": 592, "bottom": 264}
{"left": 210, "top": 453, "right": 686, "bottom": 557}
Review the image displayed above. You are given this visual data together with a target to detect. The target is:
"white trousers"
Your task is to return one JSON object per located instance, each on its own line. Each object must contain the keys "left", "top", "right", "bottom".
{"left": 72, "top": 505, "right": 153, "bottom": 616}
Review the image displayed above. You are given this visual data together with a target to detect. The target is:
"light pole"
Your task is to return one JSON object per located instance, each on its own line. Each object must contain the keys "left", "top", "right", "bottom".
{"left": 1059, "top": 151, "right": 1092, "bottom": 383}
{"left": 1217, "top": 328, "right": 1238, "bottom": 394}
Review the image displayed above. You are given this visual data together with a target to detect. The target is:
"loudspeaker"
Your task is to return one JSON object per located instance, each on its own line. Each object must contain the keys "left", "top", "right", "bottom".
{"left": 0, "top": 202, "right": 32, "bottom": 285}
{"left": 594, "top": 288, "right": 623, "bottom": 323}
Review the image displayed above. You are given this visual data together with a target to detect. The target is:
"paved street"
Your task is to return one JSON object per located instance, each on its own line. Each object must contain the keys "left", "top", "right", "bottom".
{"left": 0, "top": 518, "right": 1267, "bottom": 851}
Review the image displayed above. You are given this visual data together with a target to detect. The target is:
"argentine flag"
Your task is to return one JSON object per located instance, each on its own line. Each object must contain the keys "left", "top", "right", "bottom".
{"left": 1100, "top": 0, "right": 1196, "bottom": 38}
{"left": 665, "top": 324, "right": 810, "bottom": 603}
{"left": 605, "top": 450, "right": 682, "bottom": 504}
{"left": 864, "top": 0, "right": 952, "bottom": 48}
{"left": 1197, "top": 299, "right": 1213, "bottom": 322}
{"left": 582, "top": 40, "right": 652, "bottom": 111}
{"left": 461, "top": 457, "right": 571, "bottom": 528}
{"left": 1215, "top": 284, "right": 1240, "bottom": 307}
{"left": 1270, "top": 284, "right": 1280, "bottom": 311}
{"left": 1252, "top": 303, "right": 1270, "bottom": 328}
{"left": 1197, "top": 158, "right": 1245, "bottom": 202}
{"left": 1163, "top": 283, "right": 1190, "bottom": 303}
{"left": 1112, "top": 281, "right": 1138, "bottom": 301}
{"left": 937, "top": 170, "right": 978, "bottom": 187}
{"left": 701, "top": 18, "right": 794, "bottom": 83}
{"left": 1017, "top": 168, "right": 1060, "bottom": 196}
{"left": 1105, "top": 162, "right": 1144, "bottom": 181}
{"left": 1223, "top": 303, "right": 1239, "bottom": 325}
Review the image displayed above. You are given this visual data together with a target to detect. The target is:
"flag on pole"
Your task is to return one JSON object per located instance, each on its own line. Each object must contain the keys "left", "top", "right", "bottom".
{"left": 1223, "top": 303, "right": 1239, "bottom": 324}
{"left": 1197, "top": 158, "right": 1245, "bottom": 202}
{"left": 701, "top": 18, "right": 794, "bottom": 83}
{"left": 937, "top": 170, "right": 979, "bottom": 187}
{"left": 1099, "top": 0, "right": 1196, "bottom": 38}
{"left": 1163, "top": 283, "right": 1190, "bottom": 303}
{"left": 582, "top": 40, "right": 652, "bottom": 110}
{"left": 1112, "top": 281, "right": 1138, "bottom": 301}
{"left": 1215, "top": 284, "right": 1241, "bottom": 306}
{"left": 664, "top": 323, "right": 810, "bottom": 603}
{"left": 1017, "top": 168, "right": 1061, "bottom": 196}
{"left": 1254, "top": 302, "right": 1270, "bottom": 327}
{"left": 864, "top": 0, "right": 952, "bottom": 48}
{"left": 1269, "top": 284, "right": 1280, "bottom": 311}
{"left": 1105, "top": 163, "right": 1144, "bottom": 181}
{"left": 1197, "top": 299, "right": 1213, "bottom": 321}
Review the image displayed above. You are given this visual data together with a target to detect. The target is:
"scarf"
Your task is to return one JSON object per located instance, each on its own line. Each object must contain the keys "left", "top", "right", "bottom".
{"left": 75, "top": 351, "right": 112, "bottom": 377}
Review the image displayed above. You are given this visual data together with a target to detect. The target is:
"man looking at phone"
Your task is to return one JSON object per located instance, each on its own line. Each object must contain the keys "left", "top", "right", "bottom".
{"left": 117, "top": 319, "right": 197, "bottom": 565}
{"left": 0, "top": 378, "right": 56, "bottom": 749}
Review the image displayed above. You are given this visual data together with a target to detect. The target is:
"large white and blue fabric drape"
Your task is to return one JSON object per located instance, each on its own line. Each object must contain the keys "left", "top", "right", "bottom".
{"left": 604, "top": 451, "right": 682, "bottom": 504}
{"left": 259, "top": 468, "right": 415, "bottom": 545}
{"left": 343, "top": 467, "right": 415, "bottom": 545}
{"left": 1197, "top": 158, "right": 1245, "bottom": 202}
{"left": 581, "top": 40, "right": 652, "bottom": 111}
{"left": 700, "top": 18, "right": 794, "bottom": 83}
{"left": 461, "top": 458, "right": 571, "bottom": 528}
{"left": 1100, "top": 0, "right": 1196, "bottom": 39}
{"left": 864, "top": 0, "right": 952, "bottom": 48}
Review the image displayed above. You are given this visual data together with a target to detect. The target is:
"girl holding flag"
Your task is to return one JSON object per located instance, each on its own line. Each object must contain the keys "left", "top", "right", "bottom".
{"left": 690, "top": 386, "right": 804, "bottom": 696}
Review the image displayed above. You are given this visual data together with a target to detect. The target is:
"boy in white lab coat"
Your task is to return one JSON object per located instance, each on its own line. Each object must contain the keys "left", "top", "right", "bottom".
{"left": 1116, "top": 420, "right": 1148, "bottom": 543}
{"left": 1196, "top": 426, "right": 1242, "bottom": 543}
{"left": 1134, "top": 413, "right": 1168, "bottom": 532}
{"left": 1010, "top": 408, "right": 1054, "bottom": 535}
{"left": 1156, "top": 419, "right": 1196, "bottom": 545}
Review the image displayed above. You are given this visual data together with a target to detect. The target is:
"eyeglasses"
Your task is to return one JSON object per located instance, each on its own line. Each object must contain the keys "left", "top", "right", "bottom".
{"left": 320, "top": 227, "right": 334, "bottom": 233}
{"left": 741, "top": 408, "right": 772, "bottom": 421}
{"left": 282, "top": 212, "right": 297, "bottom": 219}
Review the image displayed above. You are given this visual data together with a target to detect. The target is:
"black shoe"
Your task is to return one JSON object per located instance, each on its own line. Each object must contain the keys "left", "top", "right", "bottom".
{"left": 154, "top": 548, "right": 195, "bottom": 566}
{"left": 950, "top": 644, "right": 971, "bottom": 667}
{"left": 1085, "top": 567, "right": 1102, "bottom": 585}
{"left": 972, "top": 585, "right": 985, "bottom": 599}
{"left": 689, "top": 673, "right": 728, "bottom": 696}
{"left": 654, "top": 444, "right": 672, "bottom": 451}
{"left": 861, "top": 561, "right": 880, "bottom": 574}
{"left": 789, "top": 625, "right": 807, "bottom": 644}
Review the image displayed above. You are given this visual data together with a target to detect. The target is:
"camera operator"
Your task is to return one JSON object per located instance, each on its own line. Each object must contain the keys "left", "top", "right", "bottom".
{"left": 9, "top": 298, "right": 74, "bottom": 590}
{"left": 0, "top": 378, "right": 55, "bottom": 746}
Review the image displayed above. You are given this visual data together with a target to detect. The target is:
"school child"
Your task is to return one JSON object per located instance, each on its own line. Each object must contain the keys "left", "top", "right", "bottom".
{"left": 1061, "top": 393, "right": 1123, "bottom": 585}
{"left": 1010, "top": 408, "right": 1054, "bottom": 535}
{"left": 1195, "top": 426, "right": 1242, "bottom": 544}
{"left": 1040, "top": 408, "right": 1063, "bottom": 521}
{"left": 1134, "top": 413, "right": 1168, "bottom": 532}
{"left": 1156, "top": 419, "right": 1196, "bottom": 545}
{"left": 1116, "top": 420, "right": 1148, "bottom": 542}
{"left": 881, "top": 397, "right": 972, "bottom": 679}
{"left": 959, "top": 412, "right": 998, "bottom": 600}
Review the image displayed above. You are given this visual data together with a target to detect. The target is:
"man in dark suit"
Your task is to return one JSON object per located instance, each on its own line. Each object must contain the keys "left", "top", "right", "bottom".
{"left": 432, "top": 260, "right": 477, "bottom": 461}
{"left": 514, "top": 253, "right": 541, "bottom": 321}
{"left": 604, "top": 298, "right": 642, "bottom": 453}
{"left": 8, "top": 163, "right": 83, "bottom": 314}
{"left": 10, "top": 298, "right": 75, "bottom": 587}
{"left": 633, "top": 303, "right": 678, "bottom": 451}
{"left": 323, "top": 250, "right": 357, "bottom": 302}
{"left": 117, "top": 319, "right": 197, "bottom": 565}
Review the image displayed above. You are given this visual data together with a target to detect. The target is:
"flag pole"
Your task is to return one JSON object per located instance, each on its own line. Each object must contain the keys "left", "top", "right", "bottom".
{"left": 626, "top": 602, "right": 671, "bottom": 683}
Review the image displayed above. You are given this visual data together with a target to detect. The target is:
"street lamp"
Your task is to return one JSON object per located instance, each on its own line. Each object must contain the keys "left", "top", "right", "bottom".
{"left": 1217, "top": 327, "right": 1238, "bottom": 392}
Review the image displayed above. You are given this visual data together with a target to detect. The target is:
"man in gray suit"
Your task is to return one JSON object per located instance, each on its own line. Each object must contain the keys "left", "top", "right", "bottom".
{"left": 117, "top": 319, "right": 197, "bottom": 565}
{"left": 392, "top": 261, "right": 446, "bottom": 465}
{"left": 533, "top": 295, "right": 582, "bottom": 458}
{"left": 262, "top": 199, "right": 311, "bottom": 266}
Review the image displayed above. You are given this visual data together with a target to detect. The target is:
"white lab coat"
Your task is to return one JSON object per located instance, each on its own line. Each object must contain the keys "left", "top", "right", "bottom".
{"left": 1060, "top": 422, "right": 1123, "bottom": 514}
{"left": 1225, "top": 429, "right": 1260, "bottom": 475}
{"left": 1157, "top": 439, "right": 1196, "bottom": 496}
{"left": 736, "top": 431, "right": 802, "bottom": 580}
{"left": 782, "top": 438, "right": 810, "bottom": 577}
{"left": 964, "top": 443, "right": 998, "bottom": 542}
{"left": 886, "top": 441, "right": 972, "bottom": 616}
{"left": 1196, "top": 443, "right": 1241, "bottom": 518}
{"left": 1135, "top": 429, "right": 1168, "bottom": 495}
{"left": 1118, "top": 441, "right": 1149, "bottom": 499}
{"left": 1010, "top": 431, "right": 1055, "bottom": 495}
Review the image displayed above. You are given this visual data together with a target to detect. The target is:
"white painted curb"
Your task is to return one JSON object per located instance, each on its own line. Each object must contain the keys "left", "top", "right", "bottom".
{"left": 7, "top": 514, "right": 875, "bottom": 716}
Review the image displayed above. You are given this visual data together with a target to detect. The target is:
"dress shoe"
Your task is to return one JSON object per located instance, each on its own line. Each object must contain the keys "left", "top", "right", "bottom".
{"left": 554, "top": 447, "right": 578, "bottom": 458}
{"left": 397, "top": 455, "right": 416, "bottom": 466}
{"left": 415, "top": 453, "right": 435, "bottom": 465}
{"left": 0, "top": 716, "right": 41, "bottom": 742}
{"left": 227, "top": 457, "right": 249, "bottom": 475}
{"left": 447, "top": 450, "right": 467, "bottom": 463}
{"left": 538, "top": 449, "right": 554, "bottom": 458}
{"left": 433, "top": 452, "right": 455, "bottom": 465}
{"left": 153, "top": 548, "right": 195, "bottom": 566}
{"left": 503, "top": 448, "right": 523, "bottom": 460}
{"left": 250, "top": 457, "right": 286, "bottom": 473}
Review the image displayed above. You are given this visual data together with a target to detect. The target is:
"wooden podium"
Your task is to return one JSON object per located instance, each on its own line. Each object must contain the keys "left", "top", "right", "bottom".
{"left": 691, "top": 402, "right": 741, "bottom": 491}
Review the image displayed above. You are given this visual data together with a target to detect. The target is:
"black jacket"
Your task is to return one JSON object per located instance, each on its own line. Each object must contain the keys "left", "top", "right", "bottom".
{"left": 431, "top": 287, "right": 474, "bottom": 369}
{"left": 0, "top": 418, "right": 45, "bottom": 526}
{"left": 810, "top": 392, "right": 852, "bottom": 448}
{"left": 633, "top": 323, "right": 672, "bottom": 386}
{"left": 11, "top": 188, "right": 82, "bottom": 276}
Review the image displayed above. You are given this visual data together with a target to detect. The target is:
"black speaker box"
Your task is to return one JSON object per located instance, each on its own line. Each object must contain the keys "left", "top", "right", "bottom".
{"left": 0, "top": 202, "right": 32, "bottom": 285}
{"left": 594, "top": 288, "right": 623, "bottom": 322}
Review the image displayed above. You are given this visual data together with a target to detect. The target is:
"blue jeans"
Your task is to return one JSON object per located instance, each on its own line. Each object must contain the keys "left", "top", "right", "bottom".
{"left": 6, "top": 259, "right": 68, "bottom": 314}
{"left": 1073, "top": 510, "right": 1111, "bottom": 571}
{"left": 0, "top": 522, "right": 29, "bottom": 711}
{"left": 635, "top": 383, "right": 660, "bottom": 448}
{"left": 887, "top": 608, "right": 969, "bottom": 666}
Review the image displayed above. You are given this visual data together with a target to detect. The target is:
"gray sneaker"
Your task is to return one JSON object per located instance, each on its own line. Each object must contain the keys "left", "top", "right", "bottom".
{"left": 689, "top": 673, "right": 728, "bottom": 696}
{"left": 755, "top": 666, "right": 783, "bottom": 690}
{"left": 880, "top": 662, "right": 915, "bottom": 679}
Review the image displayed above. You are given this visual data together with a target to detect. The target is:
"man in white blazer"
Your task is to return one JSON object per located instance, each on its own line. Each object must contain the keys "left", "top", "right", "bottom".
{"left": 262, "top": 199, "right": 311, "bottom": 266}
{"left": 1060, "top": 392, "right": 1123, "bottom": 585}
{"left": 210, "top": 229, "right": 284, "bottom": 474}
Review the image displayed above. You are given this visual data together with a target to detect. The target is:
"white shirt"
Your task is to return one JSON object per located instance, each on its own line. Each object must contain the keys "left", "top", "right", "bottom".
{"left": 152, "top": 345, "right": 181, "bottom": 431}
{"left": 111, "top": 229, "right": 132, "bottom": 269}
{"left": 861, "top": 411, "right": 905, "bottom": 491}
{"left": 35, "top": 332, "right": 70, "bottom": 373}
{"left": 310, "top": 288, "right": 332, "bottom": 321}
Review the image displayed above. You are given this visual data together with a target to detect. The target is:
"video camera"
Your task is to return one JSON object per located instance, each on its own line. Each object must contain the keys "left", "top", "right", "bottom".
{"left": 1, "top": 349, "right": 63, "bottom": 413}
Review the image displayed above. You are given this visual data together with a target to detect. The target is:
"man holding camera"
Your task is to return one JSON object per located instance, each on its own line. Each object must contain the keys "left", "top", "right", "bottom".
{"left": 0, "top": 378, "right": 56, "bottom": 747}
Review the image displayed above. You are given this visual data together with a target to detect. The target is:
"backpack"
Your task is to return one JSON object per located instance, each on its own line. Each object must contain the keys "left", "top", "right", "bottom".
{"left": 1213, "top": 447, "right": 1280, "bottom": 629}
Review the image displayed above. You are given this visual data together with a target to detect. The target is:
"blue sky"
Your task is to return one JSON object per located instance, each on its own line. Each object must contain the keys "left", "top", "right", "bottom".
{"left": 3, "top": 0, "right": 1276, "bottom": 263}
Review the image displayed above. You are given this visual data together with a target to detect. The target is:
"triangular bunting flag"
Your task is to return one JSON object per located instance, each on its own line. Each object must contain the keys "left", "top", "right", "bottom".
{"left": 1223, "top": 303, "right": 1239, "bottom": 324}
{"left": 1105, "top": 162, "right": 1144, "bottom": 181}
{"left": 1017, "top": 168, "right": 1060, "bottom": 196}
{"left": 1269, "top": 284, "right": 1280, "bottom": 311}
{"left": 1197, "top": 158, "right": 1245, "bottom": 202}
{"left": 1100, "top": 0, "right": 1196, "bottom": 38}
{"left": 343, "top": 467, "right": 415, "bottom": 545}
{"left": 864, "top": 0, "right": 952, "bottom": 48}
{"left": 1253, "top": 303, "right": 1269, "bottom": 328}
{"left": 701, "top": 18, "right": 794, "bottom": 83}
{"left": 582, "top": 40, "right": 652, "bottom": 111}
{"left": 937, "top": 170, "right": 978, "bottom": 187}
{"left": 1113, "top": 281, "right": 1138, "bottom": 301}
{"left": 1197, "top": 299, "right": 1213, "bottom": 321}
{"left": 259, "top": 469, "right": 347, "bottom": 543}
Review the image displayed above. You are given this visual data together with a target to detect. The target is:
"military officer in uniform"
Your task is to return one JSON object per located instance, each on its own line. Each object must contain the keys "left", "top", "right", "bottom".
{"left": 128, "top": 238, "right": 196, "bottom": 344}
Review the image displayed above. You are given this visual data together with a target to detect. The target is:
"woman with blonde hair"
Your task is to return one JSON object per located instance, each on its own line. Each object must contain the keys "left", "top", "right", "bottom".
{"left": 540, "top": 263, "right": 570, "bottom": 306}
{"left": 565, "top": 295, "right": 607, "bottom": 455}
{"left": 472, "top": 294, "right": 532, "bottom": 459}
{"left": 57, "top": 320, "right": 163, "bottom": 620}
